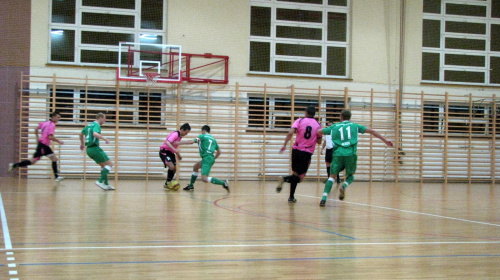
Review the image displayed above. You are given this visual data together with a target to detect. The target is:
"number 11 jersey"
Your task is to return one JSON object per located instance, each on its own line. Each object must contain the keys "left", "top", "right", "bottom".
{"left": 322, "top": 121, "right": 367, "bottom": 156}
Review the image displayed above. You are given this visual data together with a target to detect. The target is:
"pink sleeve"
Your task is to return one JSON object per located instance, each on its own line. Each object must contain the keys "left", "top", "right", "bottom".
{"left": 291, "top": 118, "right": 301, "bottom": 129}
{"left": 166, "top": 132, "right": 178, "bottom": 143}
{"left": 47, "top": 124, "right": 56, "bottom": 136}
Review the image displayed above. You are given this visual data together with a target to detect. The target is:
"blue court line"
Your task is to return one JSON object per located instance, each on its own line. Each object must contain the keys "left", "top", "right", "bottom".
{"left": 18, "top": 253, "right": 500, "bottom": 267}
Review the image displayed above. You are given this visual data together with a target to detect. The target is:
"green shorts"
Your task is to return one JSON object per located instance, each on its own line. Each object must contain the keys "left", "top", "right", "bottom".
{"left": 330, "top": 155, "right": 357, "bottom": 177}
{"left": 200, "top": 156, "right": 215, "bottom": 176}
{"left": 86, "top": 146, "right": 110, "bottom": 164}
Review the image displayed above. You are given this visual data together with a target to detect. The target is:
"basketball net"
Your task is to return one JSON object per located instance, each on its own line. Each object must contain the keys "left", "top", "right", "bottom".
{"left": 144, "top": 72, "right": 160, "bottom": 87}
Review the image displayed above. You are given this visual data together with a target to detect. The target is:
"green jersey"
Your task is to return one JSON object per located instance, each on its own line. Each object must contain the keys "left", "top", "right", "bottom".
{"left": 322, "top": 121, "right": 367, "bottom": 156}
{"left": 82, "top": 121, "right": 102, "bottom": 147}
{"left": 194, "top": 133, "right": 219, "bottom": 158}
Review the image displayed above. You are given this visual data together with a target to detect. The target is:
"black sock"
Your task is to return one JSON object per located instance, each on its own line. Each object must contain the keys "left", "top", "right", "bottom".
{"left": 337, "top": 174, "right": 340, "bottom": 183}
{"left": 283, "top": 175, "right": 293, "bottom": 183}
{"left": 52, "top": 162, "right": 58, "bottom": 178}
{"left": 326, "top": 166, "right": 330, "bottom": 178}
{"left": 167, "top": 169, "right": 175, "bottom": 182}
{"left": 290, "top": 182, "right": 297, "bottom": 199}
{"left": 14, "top": 160, "right": 31, "bottom": 168}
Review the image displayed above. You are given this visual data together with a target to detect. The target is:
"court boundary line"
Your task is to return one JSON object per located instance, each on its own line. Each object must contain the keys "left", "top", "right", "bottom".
{"left": 0, "top": 193, "right": 12, "bottom": 250}
{"left": 3, "top": 240, "right": 500, "bottom": 252}
{"left": 299, "top": 194, "right": 500, "bottom": 228}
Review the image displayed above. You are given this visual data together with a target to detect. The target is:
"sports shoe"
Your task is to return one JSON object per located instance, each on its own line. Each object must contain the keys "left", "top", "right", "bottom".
{"left": 8, "top": 163, "right": 14, "bottom": 172}
{"left": 105, "top": 184, "right": 115, "bottom": 190}
{"left": 164, "top": 181, "right": 174, "bottom": 190}
{"left": 319, "top": 200, "right": 326, "bottom": 207}
{"left": 223, "top": 180, "right": 230, "bottom": 193}
{"left": 183, "top": 184, "right": 194, "bottom": 191}
{"left": 288, "top": 198, "right": 297, "bottom": 203}
{"left": 95, "top": 181, "right": 108, "bottom": 191}
{"left": 339, "top": 185, "right": 346, "bottom": 201}
{"left": 276, "top": 176, "right": 284, "bottom": 193}
{"left": 55, "top": 176, "right": 65, "bottom": 182}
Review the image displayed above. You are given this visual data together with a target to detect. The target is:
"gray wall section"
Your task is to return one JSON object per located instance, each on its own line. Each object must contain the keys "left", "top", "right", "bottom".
{"left": 0, "top": 0, "right": 31, "bottom": 177}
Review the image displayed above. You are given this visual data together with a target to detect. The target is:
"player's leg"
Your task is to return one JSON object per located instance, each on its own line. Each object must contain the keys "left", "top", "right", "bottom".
{"left": 277, "top": 149, "right": 300, "bottom": 194}
{"left": 200, "top": 157, "right": 229, "bottom": 193}
{"left": 325, "top": 148, "right": 333, "bottom": 180}
{"left": 164, "top": 151, "right": 177, "bottom": 188}
{"left": 339, "top": 155, "right": 357, "bottom": 200}
{"left": 320, "top": 156, "right": 344, "bottom": 206}
{"left": 288, "top": 151, "right": 311, "bottom": 203}
{"left": 87, "top": 147, "right": 112, "bottom": 190}
{"left": 10, "top": 143, "right": 44, "bottom": 171}
{"left": 46, "top": 151, "right": 63, "bottom": 181}
{"left": 184, "top": 161, "right": 201, "bottom": 191}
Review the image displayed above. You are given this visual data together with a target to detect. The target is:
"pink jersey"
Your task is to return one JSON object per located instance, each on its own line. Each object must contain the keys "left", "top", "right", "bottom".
{"left": 160, "top": 131, "right": 182, "bottom": 152}
{"left": 38, "top": 120, "right": 56, "bottom": 146}
{"left": 292, "top": 117, "right": 321, "bottom": 154}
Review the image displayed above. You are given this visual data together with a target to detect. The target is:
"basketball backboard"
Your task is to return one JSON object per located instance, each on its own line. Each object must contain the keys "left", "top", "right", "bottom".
{"left": 117, "top": 42, "right": 182, "bottom": 83}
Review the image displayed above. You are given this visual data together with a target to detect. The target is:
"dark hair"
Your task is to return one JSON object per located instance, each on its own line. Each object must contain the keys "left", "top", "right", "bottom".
{"left": 51, "top": 111, "right": 61, "bottom": 117}
{"left": 340, "top": 109, "right": 351, "bottom": 121}
{"left": 180, "top": 123, "right": 191, "bottom": 131}
{"left": 305, "top": 105, "right": 316, "bottom": 117}
{"left": 201, "top": 125, "right": 211, "bottom": 133}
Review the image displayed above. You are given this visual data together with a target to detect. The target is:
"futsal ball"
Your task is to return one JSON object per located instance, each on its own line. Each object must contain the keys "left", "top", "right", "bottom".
{"left": 170, "top": 180, "right": 181, "bottom": 191}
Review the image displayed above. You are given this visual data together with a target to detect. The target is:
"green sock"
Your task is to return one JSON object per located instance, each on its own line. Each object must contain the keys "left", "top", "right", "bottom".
{"left": 345, "top": 175, "right": 354, "bottom": 187}
{"left": 190, "top": 174, "right": 198, "bottom": 185}
{"left": 100, "top": 168, "right": 109, "bottom": 185}
{"left": 322, "top": 179, "right": 334, "bottom": 200}
{"left": 210, "top": 177, "right": 224, "bottom": 186}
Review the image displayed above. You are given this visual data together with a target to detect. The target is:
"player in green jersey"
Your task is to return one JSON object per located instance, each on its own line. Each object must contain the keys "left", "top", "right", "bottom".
{"left": 183, "top": 125, "right": 229, "bottom": 193}
{"left": 317, "top": 109, "right": 393, "bottom": 206}
{"left": 79, "top": 112, "right": 114, "bottom": 191}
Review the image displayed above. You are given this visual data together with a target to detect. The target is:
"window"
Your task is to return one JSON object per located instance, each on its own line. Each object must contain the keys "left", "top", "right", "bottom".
{"left": 423, "top": 102, "right": 492, "bottom": 136}
{"left": 49, "top": 0, "right": 165, "bottom": 66}
{"left": 422, "top": 0, "right": 500, "bottom": 86}
{"left": 50, "top": 87, "right": 164, "bottom": 126}
{"left": 250, "top": 0, "right": 350, "bottom": 78}
{"left": 248, "top": 96, "right": 344, "bottom": 130}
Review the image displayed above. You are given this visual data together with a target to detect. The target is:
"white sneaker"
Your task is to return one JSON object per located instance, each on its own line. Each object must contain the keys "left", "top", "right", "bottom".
{"left": 55, "top": 176, "right": 65, "bottom": 182}
{"left": 95, "top": 181, "right": 108, "bottom": 191}
{"left": 8, "top": 163, "right": 14, "bottom": 172}
{"left": 105, "top": 184, "right": 115, "bottom": 190}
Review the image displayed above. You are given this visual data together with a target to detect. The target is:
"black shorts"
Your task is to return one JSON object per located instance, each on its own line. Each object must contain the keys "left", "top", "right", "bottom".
{"left": 291, "top": 149, "right": 312, "bottom": 176}
{"left": 33, "top": 142, "right": 54, "bottom": 160}
{"left": 325, "top": 148, "right": 333, "bottom": 164}
{"left": 159, "top": 150, "right": 176, "bottom": 168}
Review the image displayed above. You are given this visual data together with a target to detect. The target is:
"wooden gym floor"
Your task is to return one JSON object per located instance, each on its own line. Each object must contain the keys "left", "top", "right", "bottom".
{"left": 0, "top": 177, "right": 498, "bottom": 279}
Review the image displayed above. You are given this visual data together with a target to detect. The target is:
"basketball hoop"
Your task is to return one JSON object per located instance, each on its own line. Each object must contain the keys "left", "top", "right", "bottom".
{"left": 144, "top": 72, "right": 160, "bottom": 87}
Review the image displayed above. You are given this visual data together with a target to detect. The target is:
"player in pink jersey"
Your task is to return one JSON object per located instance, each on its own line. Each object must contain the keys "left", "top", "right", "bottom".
{"left": 277, "top": 105, "right": 322, "bottom": 203}
{"left": 159, "top": 123, "right": 193, "bottom": 189}
{"left": 9, "top": 111, "right": 65, "bottom": 181}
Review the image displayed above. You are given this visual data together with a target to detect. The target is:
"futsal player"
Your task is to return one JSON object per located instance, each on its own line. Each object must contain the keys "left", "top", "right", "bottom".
{"left": 80, "top": 112, "right": 114, "bottom": 190}
{"left": 9, "top": 111, "right": 65, "bottom": 181}
{"left": 317, "top": 109, "right": 393, "bottom": 206}
{"left": 183, "top": 125, "right": 229, "bottom": 192}
{"left": 159, "top": 123, "right": 191, "bottom": 190}
{"left": 276, "top": 105, "right": 322, "bottom": 203}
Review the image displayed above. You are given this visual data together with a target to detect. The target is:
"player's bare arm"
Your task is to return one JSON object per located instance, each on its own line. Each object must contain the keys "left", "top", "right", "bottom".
{"left": 280, "top": 128, "right": 296, "bottom": 153}
{"left": 365, "top": 128, "right": 394, "bottom": 147}
{"left": 79, "top": 133, "right": 85, "bottom": 150}
{"left": 49, "top": 134, "right": 64, "bottom": 145}
{"left": 93, "top": 132, "right": 110, "bottom": 144}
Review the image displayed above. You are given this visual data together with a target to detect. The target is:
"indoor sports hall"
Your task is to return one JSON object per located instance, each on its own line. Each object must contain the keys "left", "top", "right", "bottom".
{"left": 1, "top": 0, "right": 499, "bottom": 279}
